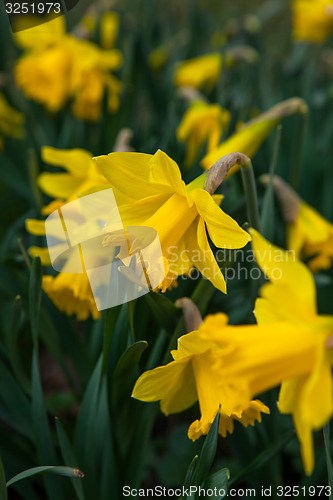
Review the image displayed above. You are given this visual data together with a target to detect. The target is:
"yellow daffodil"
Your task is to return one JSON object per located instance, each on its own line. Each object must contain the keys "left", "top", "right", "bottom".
{"left": 95, "top": 150, "right": 251, "bottom": 293}
{"left": 0, "top": 93, "right": 24, "bottom": 150}
{"left": 288, "top": 202, "right": 333, "bottom": 272}
{"left": 25, "top": 146, "right": 113, "bottom": 320}
{"left": 292, "top": 0, "right": 333, "bottom": 43}
{"left": 201, "top": 98, "right": 308, "bottom": 176}
{"left": 37, "top": 146, "right": 112, "bottom": 212}
{"left": 251, "top": 228, "right": 333, "bottom": 474}
{"left": 132, "top": 312, "right": 270, "bottom": 440}
{"left": 177, "top": 101, "right": 231, "bottom": 167}
{"left": 173, "top": 47, "right": 258, "bottom": 92}
{"left": 14, "top": 15, "right": 122, "bottom": 121}
{"left": 26, "top": 217, "right": 100, "bottom": 320}
{"left": 266, "top": 175, "right": 333, "bottom": 272}
{"left": 133, "top": 230, "right": 333, "bottom": 476}
{"left": 42, "top": 272, "right": 100, "bottom": 321}
{"left": 173, "top": 53, "right": 222, "bottom": 91}
{"left": 25, "top": 139, "right": 132, "bottom": 321}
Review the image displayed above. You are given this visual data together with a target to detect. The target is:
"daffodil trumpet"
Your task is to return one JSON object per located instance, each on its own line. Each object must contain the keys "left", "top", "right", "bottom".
{"left": 261, "top": 175, "right": 333, "bottom": 272}
{"left": 251, "top": 228, "right": 333, "bottom": 475}
{"left": 132, "top": 301, "right": 271, "bottom": 441}
{"left": 201, "top": 98, "right": 308, "bottom": 177}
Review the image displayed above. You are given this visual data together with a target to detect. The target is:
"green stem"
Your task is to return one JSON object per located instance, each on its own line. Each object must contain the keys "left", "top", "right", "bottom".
{"left": 18, "top": 237, "right": 31, "bottom": 270}
{"left": 323, "top": 424, "right": 333, "bottom": 498}
{"left": 240, "top": 161, "right": 261, "bottom": 231}
{"left": 260, "top": 125, "right": 282, "bottom": 240}
{"left": 290, "top": 112, "right": 307, "bottom": 190}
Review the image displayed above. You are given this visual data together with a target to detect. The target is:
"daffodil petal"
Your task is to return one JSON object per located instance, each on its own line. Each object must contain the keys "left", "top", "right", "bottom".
{"left": 250, "top": 228, "right": 317, "bottom": 319}
{"left": 94, "top": 152, "right": 159, "bottom": 199}
{"left": 13, "top": 15, "right": 65, "bottom": 49}
{"left": 167, "top": 234, "right": 192, "bottom": 278}
{"left": 28, "top": 246, "right": 51, "bottom": 266}
{"left": 117, "top": 194, "right": 170, "bottom": 226}
{"left": 38, "top": 173, "right": 81, "bottom": 200}
{"left": 149, "top": 150, "right": 187, "bottom": 197}
{"left": 41, "top": 199, "right": 64, "bottom": 216}
{"left": 186, "top": 218, "right": 227, "bottom": 293}
{"left": 191, "top": 189, "right": 251, "bottom": 249}
{"left": 132, "top": 359, "right": 197, "bottom": 415}
{"left": 26, "top": 219, "right": 45, "bottom": 236}
{"left": 300, "top": 350, "right": 333, "bottom": 429}
{"left": 293, "top": 409, "right": 315, "bottom": 476}
{"left": 42, "top": 146, "right": 93, "bottom": 176}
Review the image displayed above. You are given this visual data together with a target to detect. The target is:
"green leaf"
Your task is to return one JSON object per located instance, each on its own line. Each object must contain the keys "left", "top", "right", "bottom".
{"left": 203, "top": 468, "right": 230, "bottom": 499}
{"left": 323, "top": 424, "right": 333, "bottom": 497}
{"left": 74, "top": 356, "right": 103, "bottom": 481}
{"left": 31, "top": 350, "right": 61, "bottom": 500}
{"left": 29, "top": 257, "right": 42, "bottom": 351}
{"left": 191, "top": 279, "right": 215, "bottom": 317}
{"left": 182, "top": 455, "right": 198, "bottom": 491}
{"left": 0, "top": 360, "right": 33, "bottom": 437}
{"left": 56, "top": 419, "right": 85, "bottom": 500}
{"left": 103, "top": 306, "right": 122, "bottom": 373}
{"left": 195, "top": 411, "right": 220, "bottom": 486}
{"left": 111, "top": 340, "right": 148, "bottom": 410}
{"left": 0, "top": 456, "right": 8, "bottom": 500}
{"left": 127, "top": 299, "right": 136, "bottom": 343}
{"left": 6, "top": 466, "right": 84, "bottom": 488}
{"left": 27, "top": 148, "right": 42, "bottom": 211}
{"left": 229, "top": 429, "right": 295, "bottom": 486}
{"left": 260, "top": 125, "right": 281, "bottom": 240}
{"left": 96, "top": 379, "right": 118, "bottom": 500}
{"left": 144, "top": 291, "right": 179, "bottom": 329}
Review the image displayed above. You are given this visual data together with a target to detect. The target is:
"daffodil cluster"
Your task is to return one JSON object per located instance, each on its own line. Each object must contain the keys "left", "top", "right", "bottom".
{"left": 14, "top": 16, "right": 122, "bottom": 121}
{"left": 133, "top": 229, "right": 333, "bottom": 475}
{"left": 27, "top": 148, "right": 251, "bottom": 319}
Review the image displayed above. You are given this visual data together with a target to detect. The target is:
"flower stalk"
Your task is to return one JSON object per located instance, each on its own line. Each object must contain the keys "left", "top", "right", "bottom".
{"left": 240, "top": 161, "right": 261, "bottom": 231}
{"left": 204, "top": 152, "right": 260, "bottom": 230}
{"left": 176, "top": 297, "right": 203, "bottom": 332}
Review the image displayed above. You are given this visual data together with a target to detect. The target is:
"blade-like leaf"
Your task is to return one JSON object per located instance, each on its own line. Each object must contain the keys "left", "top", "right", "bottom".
{"left": 103, "top": 306, "right": 122, "bottom": 373}
{"left": 0, "top": 456, "right": 7, "bottom": 500}
{"left": 31, "top": 350, "right": 61, "bottom": 500}
{"left": 260, "top": 126, "right": 281, "bottom": 240}
{"left": 56, "top": 419, "right": 85, "bottom": 500}
{"left": 195, "top": 411, "right": 220, "bottom": 486}
{"left": 111, "top": 341, "right": 148, "bottom": 410}
{"left": 144, "top": 291, "right": 179, "bottom": 329}
{"left": 0, "top": 361, "right": 33, "bottom": 437}
{"left": 203, "top": 468, "right": 230, "bottom": 499}
{"left": 323, "top": 424, "right": 333, "bottom": 497}
{"left": 29, "top": 257, "right": 42, "bottom": 351}
{"left": 182, "top": 455, "right": 198, "bottom": 498}
{"left": 74, "top": 355, "right": 102, "bottom": 490}
{"left": 6, "top": 466, "right": 84, "bottom": 488}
